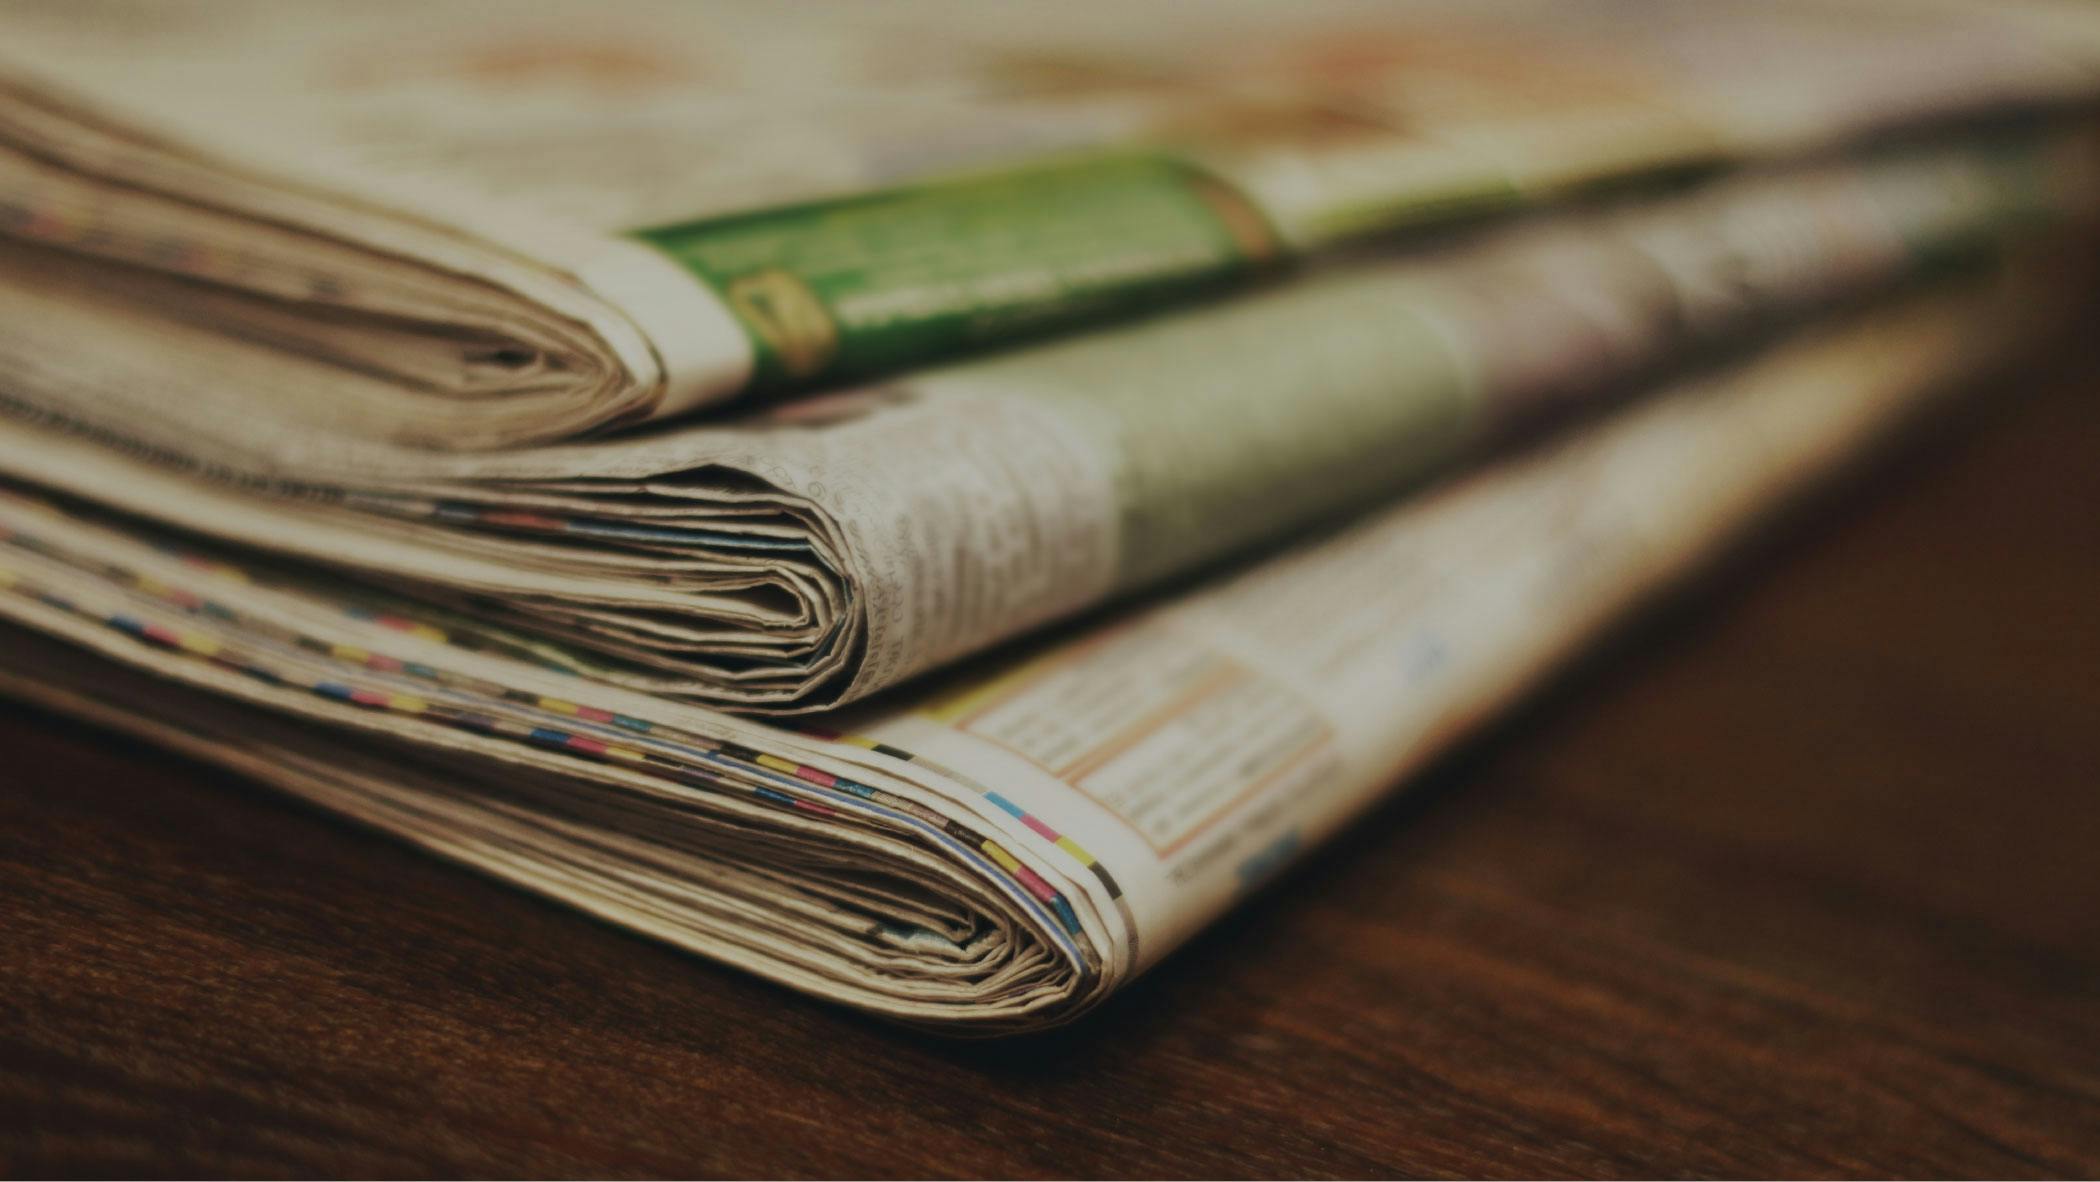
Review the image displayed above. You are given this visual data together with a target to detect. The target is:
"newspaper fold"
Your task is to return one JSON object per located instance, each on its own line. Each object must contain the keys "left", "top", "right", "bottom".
{"left": 1, "top": 0, "right": 2097, "bottom": 445}
{"left": 0, "top": 126, "right": 2093, "bottom": 712}
{"left": 0, "top": 267, "right": 2073, "bottom": 1030}
{"left": 3, "top": 0, "right": 2095, "bottom": 1033}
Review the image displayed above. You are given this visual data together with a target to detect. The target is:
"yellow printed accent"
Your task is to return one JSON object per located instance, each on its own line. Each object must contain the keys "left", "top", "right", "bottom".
{"left": 981, "top": 841, "right": 1023, "bottom": 874}
{"left": 539, "top": 698, "right": 581, "bottom": 716}
{"left": 330, "top": 644, "right": 369, "bottom": 664}
{"left": 409, "top": 623, "right": 448, "bottom": 642}
{"left": 920, "top": 668, "right": 1035, "bottom": 724}
{"left": 754, "top": 753, "right": 802, "bottom": 777}
{"left": 838, "top": 735, "right": 882, "bottom": 750}
{"left": 1053, "top": 836, "right": 1096, "bottom": 866}
{"left": 175, "top": 633, "right": 221, "bottom": 658}
{"left": 918, "top": 645, "right": 1080, "bottom": 724}
{"left": 390, "top": 695, "right": 430, "bottom": 714}
{"left": 604, "top": 746, "right": 647, "bottom": 763}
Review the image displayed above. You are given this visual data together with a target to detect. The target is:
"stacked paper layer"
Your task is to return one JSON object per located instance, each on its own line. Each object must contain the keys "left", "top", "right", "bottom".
{"left": 0, "top": 0, "right": 2095, "bottom": 1029}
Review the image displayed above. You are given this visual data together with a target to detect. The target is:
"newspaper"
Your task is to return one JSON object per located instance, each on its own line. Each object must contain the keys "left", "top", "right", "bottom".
{"left": 1, "top": 0, "right": 2097, "bottom": 445}
{"left": 0, "top": 0, "right": 2093, "bottom": 1033}
{"left": 0, "top": 268, "right": 2071, "bottom": 1030}
{"left": 2, "top": 126, "right": 2094, "bottom": 715}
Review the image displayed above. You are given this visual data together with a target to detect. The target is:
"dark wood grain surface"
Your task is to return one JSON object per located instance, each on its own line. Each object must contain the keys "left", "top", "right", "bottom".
{"left": 4, "top": 330, "right": 2099, "bottom": 1179}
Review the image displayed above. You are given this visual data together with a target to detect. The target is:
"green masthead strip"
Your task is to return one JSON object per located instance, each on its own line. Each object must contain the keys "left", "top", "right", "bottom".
{"left": 631, "top": 153, "right": 1284, "bottom": 390}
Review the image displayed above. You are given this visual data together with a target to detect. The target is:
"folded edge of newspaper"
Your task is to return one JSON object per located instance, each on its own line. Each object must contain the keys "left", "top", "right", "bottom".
{"left": 0, "top": 262, "right": 2072, "bottom": 1030}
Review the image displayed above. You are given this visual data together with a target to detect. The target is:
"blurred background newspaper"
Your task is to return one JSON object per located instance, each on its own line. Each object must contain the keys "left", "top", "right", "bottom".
{"left": 0, "top": 0, "right": 2096, "bottom": 1030}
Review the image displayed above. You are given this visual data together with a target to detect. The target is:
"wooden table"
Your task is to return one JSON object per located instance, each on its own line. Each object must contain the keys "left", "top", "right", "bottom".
{"left": 5, "top": 332, "right": 2099, "bottom": 1178}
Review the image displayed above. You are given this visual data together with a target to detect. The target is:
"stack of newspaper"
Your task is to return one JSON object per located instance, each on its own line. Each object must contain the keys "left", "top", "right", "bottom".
{"left": 2, "top": 0, "right": 2097, "bottom": 1031}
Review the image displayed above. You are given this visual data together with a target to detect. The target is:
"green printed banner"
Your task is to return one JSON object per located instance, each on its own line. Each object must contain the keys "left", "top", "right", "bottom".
{"left": 632, "top": 153, "right": 1284, "bottom": 388}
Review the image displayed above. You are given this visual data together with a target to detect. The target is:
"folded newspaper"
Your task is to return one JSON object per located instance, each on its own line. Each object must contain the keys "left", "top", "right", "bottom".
{"left": 1, "top": 0, "right": 2097, "bottom": 1030}
{"left": 0, "top": 273, "right": 2078, "bottom": 1029}
{"left": 3, "top": 0, "right": 2097, "bottom": 444}
{"left": 5, "top": 125, "right": 2096, "bottom": 714}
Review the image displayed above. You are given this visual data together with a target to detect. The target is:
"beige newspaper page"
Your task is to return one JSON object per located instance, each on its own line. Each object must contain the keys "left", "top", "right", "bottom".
{"left": 1, "top": 0, "right": 2094, "bottom": 441}
{"left": 0, "top": 127, "right": 2092, "bottom": 711}
{"left": 0, "top": 265, "right": 2068, "bottom": 1028}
